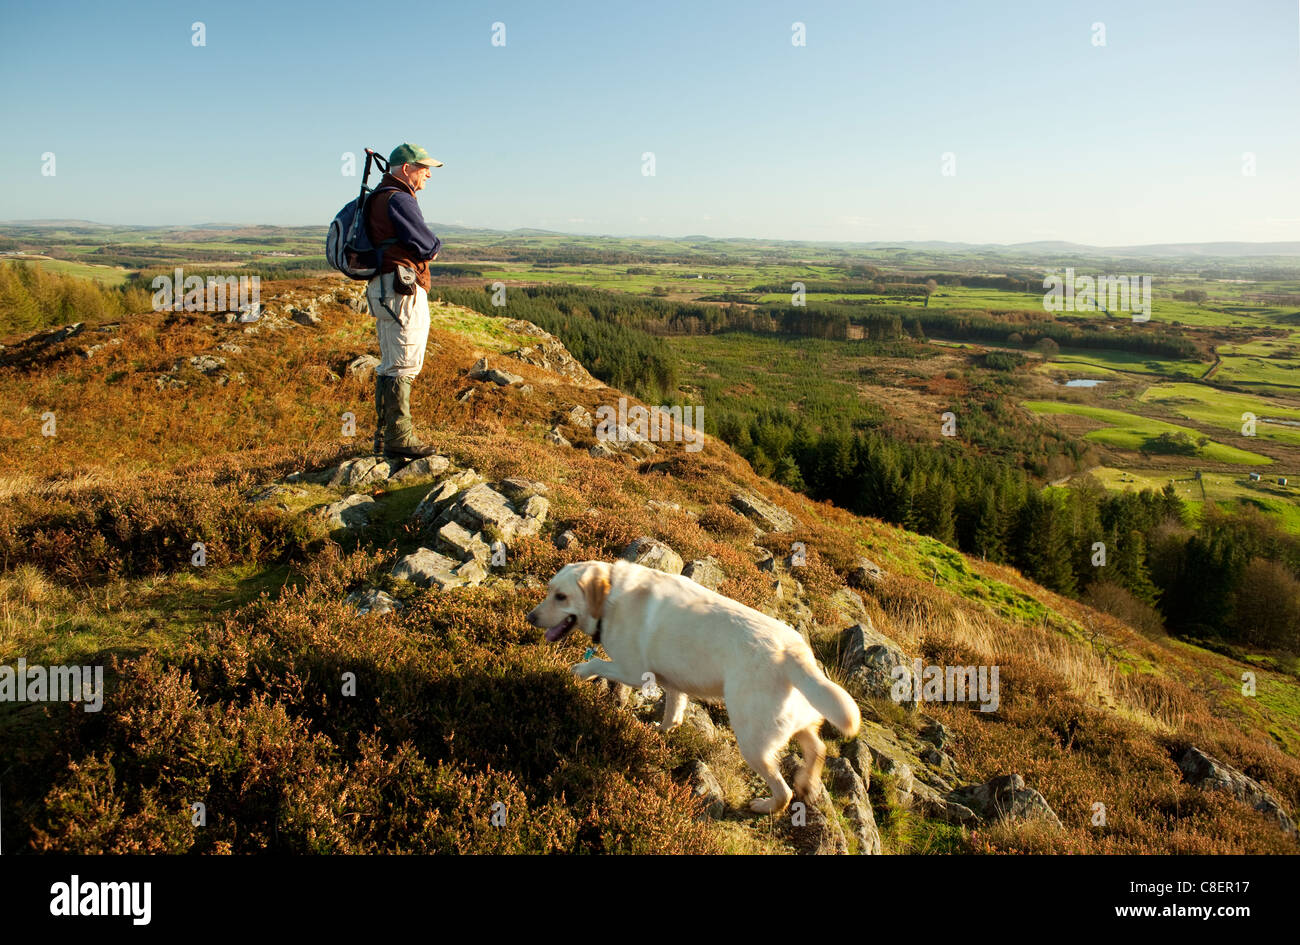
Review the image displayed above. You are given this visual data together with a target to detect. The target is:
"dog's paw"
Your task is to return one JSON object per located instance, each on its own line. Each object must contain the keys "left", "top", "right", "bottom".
{"left": 750, "top": 796, "right": 789, "bottom": 815}
{"left": 572, "top": 661, "right": 599, "bottom": 681}
{"left": 793, "top": 775, "right": 825, "bottom": 805}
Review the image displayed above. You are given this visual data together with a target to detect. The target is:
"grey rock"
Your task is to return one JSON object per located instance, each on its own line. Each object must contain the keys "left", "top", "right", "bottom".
{"left": 847, "top": 558, "right": 887, "bottom": 589}
{"left": 498, "top": 478, "right": 549, "bottom": 502}
{"left": 336, "top": 289, "right": 368, "bottom": 313}
{"left": 826, "top": 758, "right": 881, "bottom": 854}
{"left": 346, "top": 588, "right": 403, "bottom": 616}
{"left": 826, "top": 757, "right": 868, "bottom": 807}
{"left": 469, "top": 357, "right": 522, "bottom": 386}
{"left": 776, "top": 759, "right": 848, "bottom": 855}
{"left": 555, "top": 529, "right": 578, "bottom": 550}
{"left": 501, "top": 335, "right": 601, "bottom": 387}
{"left": 290, "top": 307, "right": 321, "bottom": 326}
{"left": 564, "top": 405, "right": 593, "bottom": 429}
{"left": 950, "top": 774, "right": 1063, "bottom": 829}
{"left": 413, "top": 480, "right": 467, "bottom": 525}
{"left": 731, "top": 489, "right": 797, "bottom": 533}
{"left": 621, "top": 537, "right": 684, "bottom": 574}
{"left": 1177, "top": 746, "right": 1297, "bottom": 837}
{"left": 182, "top": 355, "right": 226, "bottom": 374}
{"left": 588, "top": 441, "right": 618, "bottom": 459}
{"left": 831, "top": 587, "right": 868, "bottom": 619}
{"left": 849, "top": 728, "right": 915, "bottom": 806}
{"left": 437, "top": 482, "right": 544, "bottom": 543}
{"left": 910, "top": 782, "right": 979, "bottom": 824}
{"left": 436, "top": 519, "right": 491, "bottom": 565}
{"left": 591, "top": 419, "right": 656, "bottom": 455}
{"left": 840, "top": 739, "right": 873, "bottom": 793}
{"left": 521, "top": 495, "right": 549, "bottom": 521}
{"left": 545, "top": 427, "right": 571, "bottom": 448}
{"left": 326, "top": 456, "right": 391, "bottom": 488}
{"left": 683, "top": 557, "right": 725, "bottom": 591}
{"left": 347, "top": 354, "right": 381, "bottom": 378}
{"left": 841, "top": 620, "right": 914, "bottom": 709}
{"left": 920, "top": 718, "right": 953, "bottom": 750}
{"left": 318, "top": 493, "right": 376, "bottom": 530}
{"left": 683, "top": 761, "right": 725, "bottom": 820}
{"left": 388, "top": 454, "right": 452, "bottom": 483}
{"left": 391, "top": 547, "right": 486, "bottom": 590}
{"left": 920, "top": 745, "right": 962, "bottom": 781}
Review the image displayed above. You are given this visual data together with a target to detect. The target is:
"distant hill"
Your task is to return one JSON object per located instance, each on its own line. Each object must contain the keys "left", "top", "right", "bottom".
{"left": 5, "top": 220, "right": 1300, "bottom": 259}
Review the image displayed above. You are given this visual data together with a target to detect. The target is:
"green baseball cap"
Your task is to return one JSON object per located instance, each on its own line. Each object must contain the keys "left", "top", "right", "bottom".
{"left": 388, "top": 143, "right": 443, "bottom": 168}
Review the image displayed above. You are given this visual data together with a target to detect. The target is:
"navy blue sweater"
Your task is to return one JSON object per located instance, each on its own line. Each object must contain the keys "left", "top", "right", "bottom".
{"left": 383, "top": 187, "right": 441, "bottom": 260}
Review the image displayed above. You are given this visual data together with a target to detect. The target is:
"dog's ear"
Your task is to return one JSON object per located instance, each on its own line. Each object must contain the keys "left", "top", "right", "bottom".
{"left": 581, "top": 563, "right": 611, "bottom": 619}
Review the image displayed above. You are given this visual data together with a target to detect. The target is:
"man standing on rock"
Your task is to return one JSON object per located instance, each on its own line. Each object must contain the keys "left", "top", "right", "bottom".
{"left": 364, "top": 143, "right": 443, "bottom": 460}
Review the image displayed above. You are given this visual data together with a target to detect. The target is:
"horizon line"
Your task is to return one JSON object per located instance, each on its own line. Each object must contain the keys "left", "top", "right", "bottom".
{"left": 4, "top": 219, "right": 1300, "bottom": 254}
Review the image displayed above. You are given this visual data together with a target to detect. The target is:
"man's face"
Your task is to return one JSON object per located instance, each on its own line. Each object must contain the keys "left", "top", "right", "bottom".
{"left": 399, "top": 162, "right": 432, "bottom": 192}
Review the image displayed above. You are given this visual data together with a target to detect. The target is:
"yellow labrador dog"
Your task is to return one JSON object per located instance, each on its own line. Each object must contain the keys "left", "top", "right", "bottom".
{"left": 527, "top": 559, "right": 861, "bottom": 813}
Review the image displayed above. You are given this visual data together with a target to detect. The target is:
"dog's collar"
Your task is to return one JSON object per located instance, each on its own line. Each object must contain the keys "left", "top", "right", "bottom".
{"left": 592, "top": 616, "right": 603, "bottom": 646}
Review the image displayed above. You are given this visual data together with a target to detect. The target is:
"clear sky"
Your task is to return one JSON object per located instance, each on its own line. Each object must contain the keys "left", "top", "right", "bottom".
{"left": 1, "top": 0, "right": 1298, "bottom": 246}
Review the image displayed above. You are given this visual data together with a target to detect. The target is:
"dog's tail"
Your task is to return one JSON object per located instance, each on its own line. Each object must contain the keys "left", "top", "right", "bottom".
{"left": 784, "top": 649, "right": 861, "bottom": 737}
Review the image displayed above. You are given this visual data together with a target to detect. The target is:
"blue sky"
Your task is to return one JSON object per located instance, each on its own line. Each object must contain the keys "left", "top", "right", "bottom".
{"left": 1, "top": 0, "right": 1298, "bottom": 245}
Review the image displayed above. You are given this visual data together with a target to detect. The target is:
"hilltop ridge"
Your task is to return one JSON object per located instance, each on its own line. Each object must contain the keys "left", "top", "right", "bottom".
{"left": 1, "top": 277, "right": 1298, "bottom": 854}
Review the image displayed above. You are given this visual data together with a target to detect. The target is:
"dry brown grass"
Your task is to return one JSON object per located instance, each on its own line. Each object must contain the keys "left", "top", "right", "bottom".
{"left": 4, "top": 277, "right": 1299, "bottom": 854}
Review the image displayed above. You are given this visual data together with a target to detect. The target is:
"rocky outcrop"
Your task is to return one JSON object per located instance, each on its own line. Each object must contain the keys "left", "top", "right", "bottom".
{"left": 950, "top": 774, "right": 1063, "bottom": 829}
{"left": 504, "top": 337, "right": 601, "bottom": 388}
{"left": 777, "top": 753, "right": 848, "bottom": 855}
{"left": 391, "top": 547, "right": 486, "bottom": 590}
{"left": 156, "top": 354, "right": 245, "bottom": 389}
{"left": 826, "top": 757, "right": 882, "bottom": 854}
{"left": 495, "top": 320, "right": 602, "bottom": 389}
{"left": 416, "top": 479, "right": 548, "bottom": 553}
{"left": 1177, "top": 746, "right": 1297, "bottom": 837}
{"left": 840, "top": 619, "right": 915, "bottom": 709}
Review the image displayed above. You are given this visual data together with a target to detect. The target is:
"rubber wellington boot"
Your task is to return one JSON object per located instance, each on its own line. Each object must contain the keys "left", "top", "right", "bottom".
{"left": 372, "top": 374, "right": 386, "bottom": 455}
{"left": 383, "top": 374, "right": 437, "bottom": 460}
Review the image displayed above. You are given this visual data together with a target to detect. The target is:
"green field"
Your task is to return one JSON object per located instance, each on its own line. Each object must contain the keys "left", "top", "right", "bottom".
{"left": 1215, "top": 331, "right": 1300, "bottom": 390}
{"left": 1091, "top": 465, "right": 1300, "bottom": 532}
{"left": 10, "top": 257, "right": 131, "bottom": 286}
{"left": 1021, "top": 400, "right": 1273, "bottom": 465}
{"left": 1140, "top": 382, "right": 1300, "bottom": 447}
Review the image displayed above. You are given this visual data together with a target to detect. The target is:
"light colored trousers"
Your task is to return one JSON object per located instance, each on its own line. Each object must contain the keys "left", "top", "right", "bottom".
{"left": 366, "top": 272, "right": 431, "bottom": 378}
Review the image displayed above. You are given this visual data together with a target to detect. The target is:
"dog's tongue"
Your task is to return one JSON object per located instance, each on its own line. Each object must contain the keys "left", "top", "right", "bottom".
{"left": 545, "top": 616, "right": 573, "bottom": 642}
